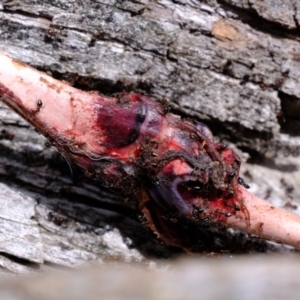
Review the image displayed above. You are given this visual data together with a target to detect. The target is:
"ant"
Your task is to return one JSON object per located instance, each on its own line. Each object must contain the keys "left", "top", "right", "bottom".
{"left": 34, "top": 99, "right": 43, "bottom": 113}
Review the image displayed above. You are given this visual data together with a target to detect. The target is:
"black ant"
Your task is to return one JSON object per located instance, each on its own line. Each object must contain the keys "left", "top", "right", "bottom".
{"left": 34, "top": 99, "right": 43, "bottom": 113}
{"left": 238, "top": 177, "right": 250, "bottom": 189}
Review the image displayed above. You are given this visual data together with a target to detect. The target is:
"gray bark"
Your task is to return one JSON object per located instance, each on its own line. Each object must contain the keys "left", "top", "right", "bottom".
{"left": 0, "top": 0, "right": 300, "bottom": 276}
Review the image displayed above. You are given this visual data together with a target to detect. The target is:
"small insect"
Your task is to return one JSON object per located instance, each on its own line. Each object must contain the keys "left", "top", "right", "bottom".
{"left": 158, "top": 97, "right": 171, "bottom": 114}
{"left": 48, "top": 211, "right": 68, "bottom": 226}
{"left": 44, "top": 140, "right": 52, "bottom": 148}
{"left": 35, "top": 99, "right": 43, "bottom": 113}
{"left": 227, "top": 171, "right": 236, "bottom": 181}
{"left": 238, "top": 177, "right": 250, "bottom": 189}
{"left": 37, "top": 99, "right": 43, "bottom": 107}
{"left": 45, "top": 27, "right": 64, "bottom": 48}
{"left": 93, "top": 28, "right": 105, "bottom": 40}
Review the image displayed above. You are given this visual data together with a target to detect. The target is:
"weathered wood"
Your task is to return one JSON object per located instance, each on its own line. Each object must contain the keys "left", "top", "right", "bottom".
{"left": 2, "top": 0, "right": 300, "bottom": 154}
{"left": 1, "top": 0, "right": 300, "bottom": 275}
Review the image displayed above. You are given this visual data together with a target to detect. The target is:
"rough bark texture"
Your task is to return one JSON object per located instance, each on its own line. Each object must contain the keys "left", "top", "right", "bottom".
{"left": 1, "top": 0, "right": 300, "bottom": 277}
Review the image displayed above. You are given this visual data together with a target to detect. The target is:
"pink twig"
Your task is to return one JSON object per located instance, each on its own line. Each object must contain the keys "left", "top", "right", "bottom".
{"left": 229, "top": 187, "right": 300, "bottom": 248}
{"left": 1, "top": 52, "right": 300, "bottom": 251}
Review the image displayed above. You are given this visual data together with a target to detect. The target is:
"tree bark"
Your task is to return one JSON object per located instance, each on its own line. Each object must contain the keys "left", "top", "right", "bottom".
{"left": 1, "top": 0, "right": 300, "bottom": 274}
